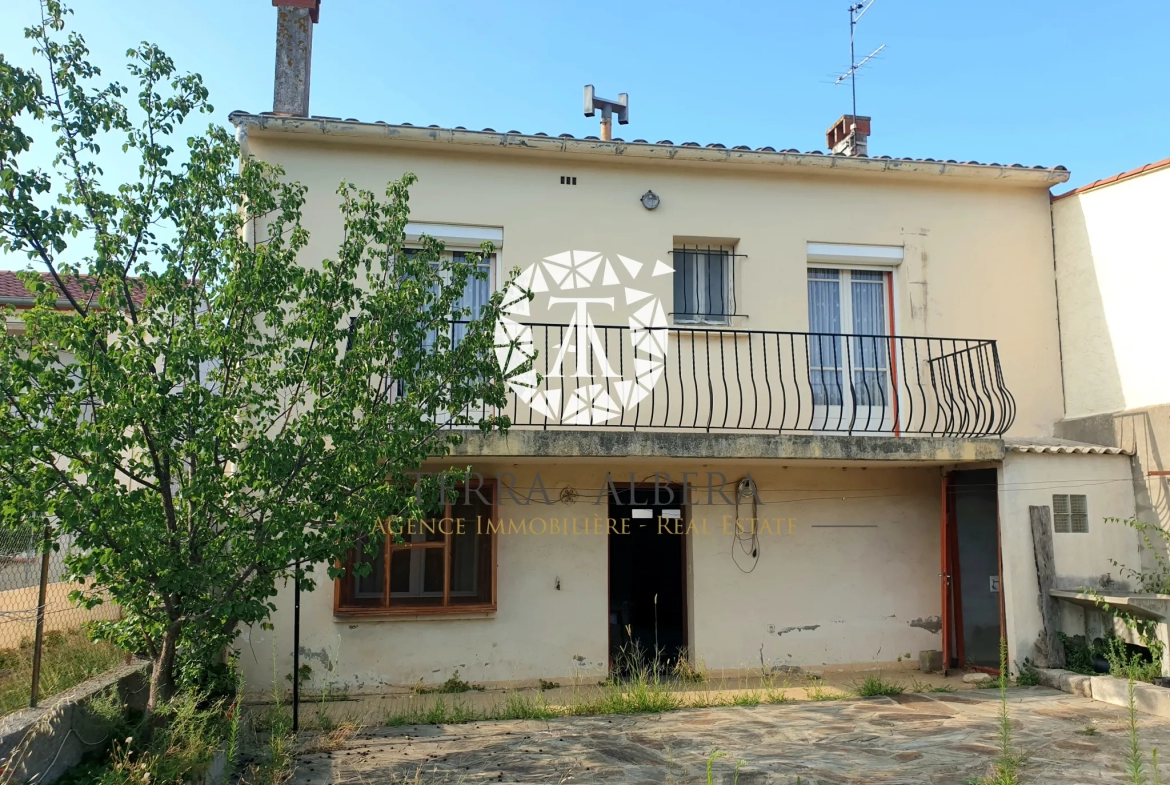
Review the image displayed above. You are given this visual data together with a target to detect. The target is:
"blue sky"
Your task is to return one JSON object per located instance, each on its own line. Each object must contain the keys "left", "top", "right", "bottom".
{"left": 1, "top": 1, "right": 1165, "bottom": 270}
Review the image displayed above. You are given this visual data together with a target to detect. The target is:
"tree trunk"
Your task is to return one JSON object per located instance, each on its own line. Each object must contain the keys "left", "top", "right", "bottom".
{"left": 147, "top": 623, "right": 180, "bottom": 712}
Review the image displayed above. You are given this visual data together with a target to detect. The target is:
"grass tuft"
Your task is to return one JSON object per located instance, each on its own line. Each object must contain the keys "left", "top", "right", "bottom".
{"left": 807, "top": 684, "right": 844, "bottom": 702}
{"left": 908, "top": 677, "right": 955, "bottom": 693}
{"left": 852, "top": 675, "right": 905, "bottom": 697}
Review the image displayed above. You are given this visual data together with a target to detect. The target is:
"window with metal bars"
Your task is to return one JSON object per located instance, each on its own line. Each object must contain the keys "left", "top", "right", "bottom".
{"left": 1052, "top": 494, "right": 1089, "bottom": 533}
{"left": 672, "top": 245, "right": 738, "bottom": 324}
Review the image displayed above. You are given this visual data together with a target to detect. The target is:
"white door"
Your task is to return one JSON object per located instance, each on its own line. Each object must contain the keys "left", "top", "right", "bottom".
{"left": 807, "top": 268, "right": 896, "bottom": 432}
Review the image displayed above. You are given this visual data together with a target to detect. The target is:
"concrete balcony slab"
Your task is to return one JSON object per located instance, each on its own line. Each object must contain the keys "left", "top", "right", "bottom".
{"left": 448, "top": 429, "right": 1004, "bottom": 464}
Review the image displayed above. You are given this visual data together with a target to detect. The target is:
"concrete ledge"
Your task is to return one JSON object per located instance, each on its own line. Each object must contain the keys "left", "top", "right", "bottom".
{"left": 0, "top": 660, "right": 149, "bottom": 784}
{"left": 1091, "top": 675, "right": 1170, "bottom": 718}
{"left": 1036, "top": 668, "right": 1170, "bottom": 718}
{"left": 1036, "top": 667, "right": 1093, "bottom": 698}
{"left": 449, "top": 429, "right": 1005, "bottom": 463}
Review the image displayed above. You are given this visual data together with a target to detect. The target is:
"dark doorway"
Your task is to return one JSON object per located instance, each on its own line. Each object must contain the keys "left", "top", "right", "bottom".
{"left": 608, "top": 485, "right": 687, "bottom": 674}
{"left": 945, "top": 469, "right": 1003, "bottom": 670}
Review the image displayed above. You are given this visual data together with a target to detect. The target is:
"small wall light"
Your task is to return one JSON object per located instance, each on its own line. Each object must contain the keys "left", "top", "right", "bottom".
{"left": 640, "top": 190, "right": 660, "bottom": 210}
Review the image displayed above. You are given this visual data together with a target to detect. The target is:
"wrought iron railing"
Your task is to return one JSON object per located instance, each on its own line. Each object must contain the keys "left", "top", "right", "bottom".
{"left": 485, "top": 323, "right": 1015, "bottom": 437}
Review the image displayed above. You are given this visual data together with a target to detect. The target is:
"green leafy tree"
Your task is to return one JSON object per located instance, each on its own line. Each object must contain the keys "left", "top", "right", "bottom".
{"left": 0, "top": 3, "right": 515, "bottom": 709}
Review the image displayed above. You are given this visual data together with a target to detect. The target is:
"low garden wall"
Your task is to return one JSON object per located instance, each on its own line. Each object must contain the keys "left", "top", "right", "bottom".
{"left": 0, "top": 660, "right": 149, "bottom": 783}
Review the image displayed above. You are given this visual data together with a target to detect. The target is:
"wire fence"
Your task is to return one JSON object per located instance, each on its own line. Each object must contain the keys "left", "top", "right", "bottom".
{"left": 0, "top": 526, "right": 122, "bottom": 709}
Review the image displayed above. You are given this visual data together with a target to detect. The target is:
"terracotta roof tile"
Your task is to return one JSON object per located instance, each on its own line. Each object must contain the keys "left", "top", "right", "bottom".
{"left": 0, "top": 271, "right": 145, "bottom": 307}
{"left": 1053, "top": 156, "right": 1170, "bottom": 200}
{"left": 236, "top": 112, "right": 1070, "bottom": 176}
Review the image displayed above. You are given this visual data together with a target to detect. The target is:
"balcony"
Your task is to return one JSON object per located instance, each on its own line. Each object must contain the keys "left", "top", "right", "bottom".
{"left": 494, "top": 324, "right": 1015, "bottom": 438}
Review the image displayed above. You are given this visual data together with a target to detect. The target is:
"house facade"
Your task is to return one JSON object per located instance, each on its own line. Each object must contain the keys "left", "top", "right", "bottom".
{"left": 1052, "top": 159, "right": 1170, "bottom": 576}
{"left": 230, "top": 1, "right": 1150, "bottom": 694}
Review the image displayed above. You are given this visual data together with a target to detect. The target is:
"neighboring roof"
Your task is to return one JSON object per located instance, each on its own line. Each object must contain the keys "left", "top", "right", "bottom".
{"left": 1053, "top": 156, "right": 1170, "bottom": 201}
{"left": 0, "top": 271, "right": 145, "bottom": 308}
{"left": 1004, "top": 437, "right": 1131, "bottom": 456}
{"left": 229, "top": 112, "right": 1071, "bottom": 188}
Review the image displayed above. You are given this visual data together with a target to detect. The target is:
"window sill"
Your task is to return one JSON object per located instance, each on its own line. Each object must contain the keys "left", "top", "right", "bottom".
{"left": 672, "top": 319, "right": 733, "bottom": 327}
{"left": 334, "top": 605, "right": 497, "bottom": 621}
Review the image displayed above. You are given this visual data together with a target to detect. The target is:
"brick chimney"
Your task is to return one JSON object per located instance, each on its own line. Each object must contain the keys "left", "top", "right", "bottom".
{"left": 825, "top": 115, "right": 871, "bottom": 157}
{"left": 272, "top": 0, "right": 320, "bottom": 117}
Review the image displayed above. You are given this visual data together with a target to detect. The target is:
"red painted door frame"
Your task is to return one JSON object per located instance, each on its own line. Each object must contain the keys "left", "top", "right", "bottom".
{"left": 943, "top": 470, "right": 1006, "bottom": 675}
{"left": 940, "top": 475, "right": 952, "bottom": 671}
{"left": 941, "top": 474, "right": 964, "bottom": 670}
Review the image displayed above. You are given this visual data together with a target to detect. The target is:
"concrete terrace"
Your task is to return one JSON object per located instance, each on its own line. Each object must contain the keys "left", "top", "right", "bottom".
{"left": 290, "top": 687, "right": 1170, "bottom": 784}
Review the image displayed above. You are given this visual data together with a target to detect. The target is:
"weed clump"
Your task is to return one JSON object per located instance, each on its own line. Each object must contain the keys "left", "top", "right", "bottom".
{"left": 415, "top": 671, "right": 485, "bottom": 695}
{"left": 852, "top": 675, "right": 905, "bottom": 697}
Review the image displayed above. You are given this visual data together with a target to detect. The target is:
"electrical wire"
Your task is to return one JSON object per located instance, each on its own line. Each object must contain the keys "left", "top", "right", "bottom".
{"left": 732, "top": 477, "right": 760, "bottom": 573}
{"left": 493, "top": 476, "right": 1138, "bottom": 506}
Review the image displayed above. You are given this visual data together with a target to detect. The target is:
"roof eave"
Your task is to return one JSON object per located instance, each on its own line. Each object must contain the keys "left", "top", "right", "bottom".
{"left": 0, "top": 298, "right": 77, "bottom": 308}
{"left": 229, "top": 113, "right": 1070, "bottom": 188}
{"left": 1053, "top": 156, "right": 1170, "bottom": 200}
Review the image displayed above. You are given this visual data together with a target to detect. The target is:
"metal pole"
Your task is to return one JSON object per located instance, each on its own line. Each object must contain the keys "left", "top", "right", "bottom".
{"left": 29, "top": 523, "right": 52, "bottom": 708}
{"left": 850, "top": 7, "right": 858, "bottom": 122}
{"left": 292, "top": 559, "right": 301, "bottom": 732}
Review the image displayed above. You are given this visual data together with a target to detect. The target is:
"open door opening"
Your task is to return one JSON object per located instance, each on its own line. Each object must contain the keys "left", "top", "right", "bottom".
{"left": 943, "top": 469, "right": 1004, "bottom": 671}
{"left": 608, "top": 485, "right": 687, "bottom": 676}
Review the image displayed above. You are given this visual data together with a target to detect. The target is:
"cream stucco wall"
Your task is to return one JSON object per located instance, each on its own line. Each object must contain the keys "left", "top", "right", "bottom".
{"left": 1053, "top": 166, "right": 1170, "bottom": 418}
{"left": 239, "top": 462, "right": 611, "bottom": 695}
{"left": 237, "top": 461, "right": 945, "bottom": 694}
{"left": 233, "top": 126, "right": 1072, "bottom": 693}
{"left": 242, "top": 133, "right": 1064, "bottom": 438}
{"left": 688, "top": 464, "right": 942, "bottom": 669}
{"left": 999, "top": 451, "right": 1140, "bottom": 669}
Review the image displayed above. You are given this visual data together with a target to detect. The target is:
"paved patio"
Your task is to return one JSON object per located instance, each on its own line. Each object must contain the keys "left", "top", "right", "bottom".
{"left": 291, "top": 686, "right": 1170, "bottom": 784}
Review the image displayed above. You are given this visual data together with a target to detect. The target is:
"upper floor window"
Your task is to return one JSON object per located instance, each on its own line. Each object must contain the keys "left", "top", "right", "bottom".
{"left": 441, "top": 251, "right": 493, "bottom": 344}
{"left": 1053, "top": 494, "right": 1088, "bottom": 533}
{"left": 673, "top": 245, "right": 736, "bottom": 325}
{"left": 807, "top": 267, "right": 892, "bottom": 407}
{"left": 391, "top": 250, "right": 493, "bottom": 400}
{"left": 413, "top": 250, "right": 493, "bottom": 342}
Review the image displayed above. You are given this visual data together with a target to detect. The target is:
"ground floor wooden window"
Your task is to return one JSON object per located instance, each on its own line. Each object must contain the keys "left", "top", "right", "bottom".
{"left": 335, "top": 482, "right": 496, "bottom": 615}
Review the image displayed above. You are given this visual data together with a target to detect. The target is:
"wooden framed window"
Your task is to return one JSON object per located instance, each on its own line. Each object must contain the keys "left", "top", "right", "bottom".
{"left": 335, "top": 481, "right": 497, "bottom": 616}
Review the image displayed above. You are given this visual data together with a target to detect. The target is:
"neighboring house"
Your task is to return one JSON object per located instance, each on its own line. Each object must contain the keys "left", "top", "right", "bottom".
{"left": 236, "top": 3, "right": 1157, "bottom": 691}
{"left": 1052, "top": 158, "right": 1170, "bottom": 591}
{"left": 1, "top": 271, "right": 108, "bottom": 333}
{"left": 0, "top": 272, "right": 133, "bottom": 640}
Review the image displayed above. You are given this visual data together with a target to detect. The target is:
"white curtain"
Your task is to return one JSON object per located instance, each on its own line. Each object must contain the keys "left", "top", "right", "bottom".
{"left": 452, "top": 253, "right": 492, "bottom": 345}
{"left": 850, "top": 270, "right": 888, "bottom": 406}
{"left": 807, "top": 268, "right": 843, "bottom": 405}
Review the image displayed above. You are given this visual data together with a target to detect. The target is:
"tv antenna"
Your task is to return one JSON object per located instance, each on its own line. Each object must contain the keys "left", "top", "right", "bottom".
{"left": 835, "top": 1, "right": 886, "bottom": 122}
